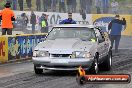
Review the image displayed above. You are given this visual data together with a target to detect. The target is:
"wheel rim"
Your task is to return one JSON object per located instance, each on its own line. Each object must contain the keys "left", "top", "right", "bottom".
{"left": 109, "top": 54, "right": 112, "bottom": 66}
{"left": 94, "top": 59, "right": 98, "bottom": 73}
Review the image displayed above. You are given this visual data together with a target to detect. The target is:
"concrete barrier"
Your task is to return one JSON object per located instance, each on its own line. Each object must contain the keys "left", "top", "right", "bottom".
{"left": 0, "top": 33, "right": 47, "bottom": 63}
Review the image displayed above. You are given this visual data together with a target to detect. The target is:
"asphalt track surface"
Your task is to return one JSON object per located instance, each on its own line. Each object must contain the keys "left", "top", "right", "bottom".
{"left": 0, "top": 36, "right": 132, "bottom": 88}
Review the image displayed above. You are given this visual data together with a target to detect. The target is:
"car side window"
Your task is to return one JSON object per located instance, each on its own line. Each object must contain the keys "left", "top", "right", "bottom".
{"left": 95, "top": 28, "right": 105, "bottom": 43}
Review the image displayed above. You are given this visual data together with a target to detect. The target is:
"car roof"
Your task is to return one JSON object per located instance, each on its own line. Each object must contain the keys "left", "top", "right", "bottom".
{"left": 53, "top": 24, "right": 95, "bottom": 28}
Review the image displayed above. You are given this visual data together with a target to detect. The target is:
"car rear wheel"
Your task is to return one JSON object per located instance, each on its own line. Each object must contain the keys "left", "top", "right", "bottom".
{"left": 89, "top": 55, "right": 99, "bottom": 74}
{"left": 99, "top": 50, "right": 112, "bottom": 71}
{"left": 34, "top": 65, "right": 43, "bottom": 74}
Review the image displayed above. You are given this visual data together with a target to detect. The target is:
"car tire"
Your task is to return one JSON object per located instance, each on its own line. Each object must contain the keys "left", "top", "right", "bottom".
{"left": 99, "top": 50, "right": 112, "bottom": 71}
{"left": 34, "top": 65, "right": 43, "bottom": 74}
{"left": 89, "top": 54, "right": 99, "bottom": 74}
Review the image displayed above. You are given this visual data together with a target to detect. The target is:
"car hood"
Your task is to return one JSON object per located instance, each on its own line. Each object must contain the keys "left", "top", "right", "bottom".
{"left": 34, "top": 38, "right": 96, "bottom": 54}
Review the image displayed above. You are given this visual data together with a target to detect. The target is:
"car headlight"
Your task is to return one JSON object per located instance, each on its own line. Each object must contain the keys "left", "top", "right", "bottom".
{"left": 73, "top": 51, "right": 92, "bottom": 58}
{"left": 33, "top": 50, "right": 49, "bottom": 57}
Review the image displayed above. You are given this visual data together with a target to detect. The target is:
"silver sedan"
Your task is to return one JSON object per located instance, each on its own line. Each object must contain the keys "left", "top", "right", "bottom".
{"left": 32, "top": 24, "right": 112, "bottom": 74}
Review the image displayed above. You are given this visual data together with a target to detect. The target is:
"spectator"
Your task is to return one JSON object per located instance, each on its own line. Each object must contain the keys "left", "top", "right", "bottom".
{"left": 80, "top": 9, "right": 86, "bottom": 20}
{"left": 95, "top": 0, "right": 102, "bottom": 14}
{"left": 0, "top": 2, "right": 15, "bottom": 35}
{"left": 108, "top": 15, "right": 126, "bottom": 53}
{"left": 111, "top": 0, "right": 119, "bottom": 14}
{"left": 47, "top": 0, "right": 51, "bottom": 11}
{"left": 18, "top": 0, "right": 23, "bottom": 11}
{"left": 66, "top": 0, "right": 72, "bottom": 12}
{"left": 26, "top": 0, "right": 32, "bottom": 10}
{"left": 36, "top": 0, "right": 41, "bottom": 11}
{"left": 12, "top": 0, "right": 17, "bottom": 10}
{"left": 80, "top": 0, "right": 86, "bottom": 12}
{"left": 40, "top": 13, "right": 48, "bottom": 33}
{"left": 21, "top": 13, "right": 29, "bottom": 27}
{"left": 71, "top": 0, "right": 77, "bottom": 13}
{"left": 30, "top": 11, "right": 36, "bottom": 34}
{"left": 51, "top": 0, "right": 57, "bottom": 12}
{"left": 43, "top": 0, "right": 48, "bottom": 12}
{"left": 59, "top": 0, "right": 66, "bottom": 13}
{"left": 102, "top": 0, "right": 109, "bottom": 13}
{"left": 59, "top": 13, "right": 76, "bottom": 24}
{"left": 85, "top": 0, "right": 92, "bottom": 14}
{"left": 6, "top": 0, "right": 12, "bottom": 4}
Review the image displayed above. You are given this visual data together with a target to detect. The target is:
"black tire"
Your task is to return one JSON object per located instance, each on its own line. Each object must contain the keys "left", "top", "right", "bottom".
{"left": 89, "top": 54, "right": 99, "bottom": 74}
{"left": 34, "top": 65, "right": 43, "bottom": 74}
{"left": 99, "top": 50, "right": 112, "bottom": 71}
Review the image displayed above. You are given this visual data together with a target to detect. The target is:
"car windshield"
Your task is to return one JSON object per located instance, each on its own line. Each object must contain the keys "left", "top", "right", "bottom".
{"left": 46, "top": 27, "right": 96, "bottom": 41}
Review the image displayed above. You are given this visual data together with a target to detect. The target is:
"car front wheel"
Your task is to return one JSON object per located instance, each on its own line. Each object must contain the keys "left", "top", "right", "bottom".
{"left": 99, "top": 50, "right": 112, "bottom": 71}
{"left": 89, "top": 54, "right": 99, "bottom": 74}
{"left": 34, "top": 65, "right": 43, "bottom": 74}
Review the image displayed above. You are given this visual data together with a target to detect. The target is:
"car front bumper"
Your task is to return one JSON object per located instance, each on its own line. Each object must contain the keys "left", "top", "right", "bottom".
{"left": 32, "top": 57, "right": 94, "bottom": 71}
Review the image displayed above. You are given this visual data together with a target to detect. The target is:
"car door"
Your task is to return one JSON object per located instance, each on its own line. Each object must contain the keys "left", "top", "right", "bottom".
{"left": 95, "top": 28, "right": 106, "bottom": 61}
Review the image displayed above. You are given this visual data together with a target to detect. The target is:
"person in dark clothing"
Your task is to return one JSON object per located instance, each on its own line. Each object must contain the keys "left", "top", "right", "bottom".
{"left": 13, "top": 0, "right": 17, "bottom": 10}
{"left": 95, "top": 0, "right": 101, "bottom": 14}
{"left": 72, "top": 0, "right": 77, "bottom": 13}
{"left": 21, "top": 13, "right": 28, "bottom": 27}
{"left": 47, "top": 0, "right": 51, "bottom": 11}
{"left": 51, "top": 0, "right": 57, "bottom": 12}
{"left": 36, "top": 0, "right": 41, "bottom": 11}
{"left": 59, "top": 13, "right": 76, "bottom": 24}
{"left": 43, "top": 0, "right": 48, "bottom": 12}
{"left": 86, "top": 0, "right": 92, "bottom": 14}
{"left": 26, "top": 0, "right": 31, "bottom": 10}
{"left": 30, "top": 11, "right": 36, "bottom": 34}
{"left": 80, "top": 0, "right": 86, "bottom": 12}
{"left": 6, "top": 0, "right": 12, "bottom": 4}
{"left": 18, "top": 0, "right": 23, "bottom": 11}
{"left": 66, "top": 0, "right": 72, "bottom": 12}
{"left": 80, "top": 9, "right": 86, "bottom": 20}
{"left": 40, "top": 13, "right": 48, "bottom": 33}
{"left": 59, "top": 0, "right": 66, "bottom": 13}
{"left": 108, "top": 15, "right": 126, "bottom": 53}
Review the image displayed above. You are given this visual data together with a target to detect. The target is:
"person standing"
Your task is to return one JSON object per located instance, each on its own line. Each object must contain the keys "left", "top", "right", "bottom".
{"left": 43, "top": 0, "right": 48, "bottom": 12}
{"left": 47, "top": 0, "right": 51, "bottom": 11}
{"left": 26, "top": 0, "right": 32, "bottom": 10}
{"left": 36, "top": 0, "right": 41, "bottom": 11}
{"left": 59, "top": 0, "right": 66, "bottom": 13}
{"left": 18, "top": 0, "right": 23, "bottom": 11}
{"left": 102, "top": 0, "right": 109, "bottom": 13}
{"left": 59, "top": 13, "right": 76, "bottom": 24}
{"left": 80, "top": 9, "right": 86, "bottom": 20}
{"left": 71, "top": 0, "right": 77, "bottom": 13}
{"left": 30, "top": 11, "right": 36, "bottom": 34}
{"left": 21, "top": 13, "right": 28, "bottom": 29}
{"left": 80, "top": 0, "right": 86, "bottom": 12}
{"left": 111, "top": 0, "right": 119, "bottom": 14}
{"left": 95, "top": 0, "right": 102, "bottom": 14}
{"left": 13, "top": 0, "right": 17, "bottom": 10}
{"left": 85, "top": 0, "right": 92, "bottom": 14}
{"left": 40, "top": 13, "right": 48, "bottom": 33}
{"left": 51, "top": 0, "right": 57, "bottom": 12}
{"left": 0, "top": 2, "right": 15, "bottom": 35}
{"left": 66, "top": 0, "right": 72, "bottom": 12}
{"left": 108, "top": 15, "right": 126, "bottom": 53}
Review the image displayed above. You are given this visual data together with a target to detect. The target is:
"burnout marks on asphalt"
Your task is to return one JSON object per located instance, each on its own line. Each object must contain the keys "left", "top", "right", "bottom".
{"left": 0, "top": 49, "right": 131, "bottom": 88}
